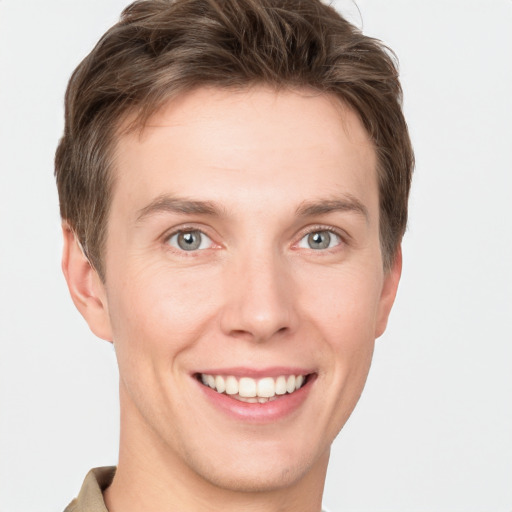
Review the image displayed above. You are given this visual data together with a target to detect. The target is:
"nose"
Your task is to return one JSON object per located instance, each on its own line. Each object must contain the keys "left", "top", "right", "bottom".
{"left": 220, "top": 250, "right": 297, "bottom": 343}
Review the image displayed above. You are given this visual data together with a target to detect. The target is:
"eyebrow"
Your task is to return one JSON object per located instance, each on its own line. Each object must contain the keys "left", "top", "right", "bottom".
{"left": 135, "top": 195, "right": 222, "bottom": 223}
{"left": 136, "top": 193, "right": 369, "bottom": 223}
{"left": 295, "top": 195, "right": 369, "bottom": 221}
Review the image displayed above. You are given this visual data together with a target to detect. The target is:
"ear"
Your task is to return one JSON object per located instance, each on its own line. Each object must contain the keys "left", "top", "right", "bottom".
{"left": 61, "top": 223, "right": 113, "bottom": 342}
{"left": 375, "top": 246, "right": 402, "bottom": 338}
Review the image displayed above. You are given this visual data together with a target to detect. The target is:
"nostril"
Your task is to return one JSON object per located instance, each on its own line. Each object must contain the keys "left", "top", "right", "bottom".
{"left": 228, "top": 329, "right": 253, "bottom": 339}
{"left": 228, "top": 325, "right": 289, "bottom": 343}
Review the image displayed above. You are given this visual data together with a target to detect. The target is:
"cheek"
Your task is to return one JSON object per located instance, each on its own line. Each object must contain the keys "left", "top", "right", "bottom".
{"left": 106, "top": 262, "right": 222, "bottom": 352}
{"left": 105, "top": 266, "right": 223, "bottom": 422}
{"left": 298, "top": 266, "right": 383, "bottom": 348}
{"left": 297, "top": 272, "right": 380, "bottom": 442}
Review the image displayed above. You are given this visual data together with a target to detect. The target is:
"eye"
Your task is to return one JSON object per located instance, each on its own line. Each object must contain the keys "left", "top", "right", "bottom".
{"left": 298, "top": 230, "right": 342, "bottom": 250}
{"left": 167, "top": 230, "right": 213, "bottom": 251}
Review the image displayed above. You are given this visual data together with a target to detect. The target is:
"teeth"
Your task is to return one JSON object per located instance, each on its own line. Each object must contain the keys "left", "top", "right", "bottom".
{"left": 239, "top": 377, "right": 257, "bottom": 398}
{"left": 275, "top": 376, "right": 287, "bottom": 395}
{"left": 215, "top": 375, "right": 226, "bottom": 393}
{"left": 257, "top": 377, "right": 275, "bottom": 398}
{"left": 206, "top": 374, "right": 215, "bottom": 389}
{"left": 225, "top": 376, "right": 238, "bottom": 395}
{"left": 238, "top": 396, "right": 259, "bottom": 403}
{"left": 199, "top": 373, "right": 308, "bottom": 399}
{"left": 286, "top": 375, "right": 296, "bottom": 393}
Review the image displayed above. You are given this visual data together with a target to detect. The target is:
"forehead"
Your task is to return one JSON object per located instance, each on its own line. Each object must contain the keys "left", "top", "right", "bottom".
{"left": 112, "top": 86, "right": 377, "bottom": 218}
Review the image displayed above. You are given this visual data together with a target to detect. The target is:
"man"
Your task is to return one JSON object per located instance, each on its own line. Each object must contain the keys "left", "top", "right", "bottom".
{"left": 55, "top": 0, "right": 413, "bottom": 510}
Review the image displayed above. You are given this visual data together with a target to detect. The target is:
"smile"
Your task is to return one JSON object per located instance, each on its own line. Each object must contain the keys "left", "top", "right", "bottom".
{"left": 199, "top": 373, "right": 308, "bottom": 403}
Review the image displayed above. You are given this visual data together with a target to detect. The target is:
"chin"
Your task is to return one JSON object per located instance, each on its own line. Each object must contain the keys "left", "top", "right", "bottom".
{"left": 180, "top": 437, "right": 330, "bottom": 494}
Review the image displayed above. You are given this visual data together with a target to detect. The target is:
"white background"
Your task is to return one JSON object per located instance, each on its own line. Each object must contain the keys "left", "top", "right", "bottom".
{"left": 1, "top": 1, "right": 511, "bottom": 511}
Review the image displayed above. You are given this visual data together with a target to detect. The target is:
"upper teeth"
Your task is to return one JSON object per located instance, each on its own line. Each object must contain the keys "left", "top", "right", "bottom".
{"left": 200, "top": 374, "right": 306, "bottom": 398}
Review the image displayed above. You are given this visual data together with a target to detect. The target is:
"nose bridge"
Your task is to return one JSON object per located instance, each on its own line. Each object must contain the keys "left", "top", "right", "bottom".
{"left": 220, "top": 243, "right": 295, "bottom": 342}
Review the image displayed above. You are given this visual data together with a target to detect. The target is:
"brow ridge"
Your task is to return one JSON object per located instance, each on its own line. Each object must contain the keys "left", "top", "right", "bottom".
{"left": 295, "top": 195, "right": 369, "bottom": 220}
{"left": 136, "top": 195, "right": 221, "bottom": 222}
{"left": 136, "top": 194, "right": 368, "bottom": 223}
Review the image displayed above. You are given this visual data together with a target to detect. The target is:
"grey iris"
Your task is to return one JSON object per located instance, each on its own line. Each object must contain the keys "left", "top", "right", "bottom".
{"left": 177, "top": 230, "right": 202, "bottom": 251}
{"left": 308, "top": 231, "right": 331, "bottom": 250}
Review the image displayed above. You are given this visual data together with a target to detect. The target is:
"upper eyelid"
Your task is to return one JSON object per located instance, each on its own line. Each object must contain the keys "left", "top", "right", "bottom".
{"left": 296, "top": 224, "right": 349, "bottom": 242}
{"left": 162, "top": 224, "right": 214, "bottom": 241}
{"left": 167, "top": 228, "right": 211, "bottom": 239}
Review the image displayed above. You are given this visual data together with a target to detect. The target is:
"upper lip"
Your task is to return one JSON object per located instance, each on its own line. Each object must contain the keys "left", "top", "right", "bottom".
{"left": 194, "top": 367, "right": 315, "bottom": 378}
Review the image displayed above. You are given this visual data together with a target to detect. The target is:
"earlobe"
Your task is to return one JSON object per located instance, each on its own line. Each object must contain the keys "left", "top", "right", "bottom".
{"left": 61, "top": 223, "right": 113, "bottom": 342}
{"left": 375, "top": 246, "right": 402, "bottom": 338}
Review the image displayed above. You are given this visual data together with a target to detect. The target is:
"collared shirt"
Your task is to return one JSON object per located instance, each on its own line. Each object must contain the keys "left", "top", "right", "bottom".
{"left": 64, "top": 466, "right": 330, "bottom": 511}
{"left": 64, "top": 467, "right": 115, "bottom": 512}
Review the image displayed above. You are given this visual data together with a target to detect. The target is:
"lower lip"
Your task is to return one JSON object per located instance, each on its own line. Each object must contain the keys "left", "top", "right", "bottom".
{"left": 196, "top": 376, "right": 315, "bottom": 423}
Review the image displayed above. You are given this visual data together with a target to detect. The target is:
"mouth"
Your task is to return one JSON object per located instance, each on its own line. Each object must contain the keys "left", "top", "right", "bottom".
{"left": 196, "top": 373, "right": 311, "bottom": 404}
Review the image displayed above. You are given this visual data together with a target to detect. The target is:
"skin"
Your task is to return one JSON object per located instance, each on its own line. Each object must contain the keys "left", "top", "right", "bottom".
{"left": 62, "top": 86, "right": 401, "bottom": 512}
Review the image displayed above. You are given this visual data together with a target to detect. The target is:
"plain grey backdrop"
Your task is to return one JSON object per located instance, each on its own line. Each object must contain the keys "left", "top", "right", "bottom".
{"left": 1, "top": 1, "right": 511, "bottom": 510}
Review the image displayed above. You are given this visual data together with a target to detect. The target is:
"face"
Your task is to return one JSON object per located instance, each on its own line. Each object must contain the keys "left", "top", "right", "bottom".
{"left": 70, "top": 86, "right": 400, "bottom": 494}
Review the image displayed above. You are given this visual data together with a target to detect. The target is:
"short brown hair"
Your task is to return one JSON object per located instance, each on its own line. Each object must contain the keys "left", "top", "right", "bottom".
{"left": 55, "top": 0, "right": 414, "bottom": 279}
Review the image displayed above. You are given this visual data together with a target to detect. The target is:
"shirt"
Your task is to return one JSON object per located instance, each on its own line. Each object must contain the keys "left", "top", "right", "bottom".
{"left": 64, "top": 467, "right": 115, "bottom": 512}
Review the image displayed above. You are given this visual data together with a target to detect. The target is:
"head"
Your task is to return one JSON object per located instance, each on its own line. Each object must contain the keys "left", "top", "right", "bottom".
{"left": 56, "top": 0, "right": 413, "bottom": 502}
{"left": 55, "top": 0, "right": 413, "bottom": 281}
